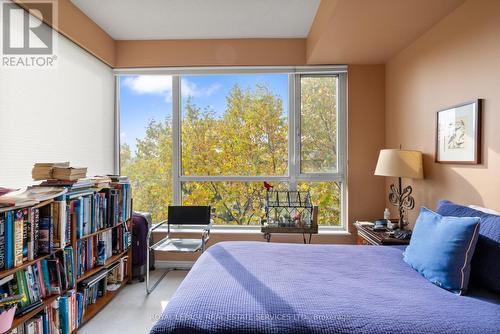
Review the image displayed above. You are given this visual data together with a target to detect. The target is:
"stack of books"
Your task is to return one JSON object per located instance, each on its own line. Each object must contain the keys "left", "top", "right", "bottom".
{"left": 32, "top": 162, "right": 69, "bottom": 181}
{"left": 52, "top": 167, "right": 87, "bottom": 181}
{"left": 89, "top": 176, "right": 112, "bottom": 188}
{"left": 39, "top": 178, "right": 93, "bottom": 189}
{"left": 0, "top": 187, "right": 67, "bottom": 208}
{"left": 32, "top": 162, "right": 87, "bottom": 182}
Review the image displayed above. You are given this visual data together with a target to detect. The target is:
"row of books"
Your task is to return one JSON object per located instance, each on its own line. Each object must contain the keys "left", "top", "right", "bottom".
{"left": 0, "top": 206, "right": 51, "bottom": 270}
{"left": 108, "top": 176, "right": 132, "bottom": 226}
{"left": 9, "top": 289, "right": 80, "bottom": 334}
{"left": 7, "top": 254, "right": 129, "bottom": 334}
{"left": 78, "top": 256, "right": 128, "bottom": 312}
{"left": 75, "top": 225, "right": 130, "bottom": 279}
{"left": 8, "top": 309, "right": 48, "bottom": 334}
{"left": 0, "top": 247, "right": 74, "bottom": 316}
{"left": 63, "top": 177, "right": 131, "bottom": 239}
{"left": 0, "top": 179, "right": 132, "bottom": 266}
{"left": 0, "top": 199, "right": 78, "bottom": 271}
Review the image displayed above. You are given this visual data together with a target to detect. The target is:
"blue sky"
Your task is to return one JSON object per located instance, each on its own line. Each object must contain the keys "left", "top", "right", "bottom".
{"left": 120, "top": 74, "right": 288, "bottom": 155}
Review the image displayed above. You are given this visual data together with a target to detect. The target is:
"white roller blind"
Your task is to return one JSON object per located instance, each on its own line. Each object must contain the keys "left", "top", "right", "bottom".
{"left": 0, "top": 32, "right": 115, "bottom": 188}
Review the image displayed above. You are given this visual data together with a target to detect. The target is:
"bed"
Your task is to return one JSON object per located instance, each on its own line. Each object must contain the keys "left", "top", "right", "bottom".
{"left": 150, "top": 241, "right": 500, "bottom": 334}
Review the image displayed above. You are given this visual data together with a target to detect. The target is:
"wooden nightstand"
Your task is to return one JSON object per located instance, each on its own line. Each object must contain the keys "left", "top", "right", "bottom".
{"left": 354, "top": 222, "right": 410, "bottom": 246}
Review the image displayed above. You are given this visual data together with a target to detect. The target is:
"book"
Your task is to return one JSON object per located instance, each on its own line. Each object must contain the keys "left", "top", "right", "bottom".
{"left": 32, "top": 208, "right": 40, "bottom": 259}
{"left": 53, "top": 198, "right": 67, "bottom": 248}
{"left": 50, "top": 297, "right": 60, "bottom": 333}
{"left": 0, "top": 214, "right": 5, "bottom": 270}
{"left": 5, "top": 211, "right": 14, "bottom": 269}
{"left": 52, "top": 167, "right": 87, "bottom": 181}
{"left": 22, "top": 211, "right": 30, "bottom": 262}
{"left": 14, "top": 209, "right": 25, "bottom": 267}
{"left": 40, "top": 260, "right": 51, "bottom": 295}
{"left": 32, "top": 162, "right": 70, "bottom": 180}
{"left": 14, "top": 270, "right": 30, "bottom": 308}
{"left": 45, "top": 259, "right": 62, "bottom": 295}
{"left": 63, "top": 247, "right": 75, "bottom": 290}
{"left": 0, "top": 187, "right": 66, "bottom": 206}
{"left": 38, "top": 205, "right": 53, "bottom": 254}
{"left": 24, "top": 266, "right": 37, "bottom": 304}
{"left": 34, "top": 261, "right": 47, "bottom": 298}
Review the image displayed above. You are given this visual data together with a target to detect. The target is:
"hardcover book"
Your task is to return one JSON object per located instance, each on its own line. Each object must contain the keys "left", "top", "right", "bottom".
{"left": 14, "top": 209, "right": 25, "bottom": 267}
{"left": 14, "top": 270, "right": 30, "bottom": 308}
{"left": 32, "top": 208, "right": 40, "bottom": 258}
{"left": 0, "top": 214, "right": 5, "bottom": 270}
{"left": 5, "top": 211, "right": 14, "bottom": 269}
{"left": 46, "top": 259, "right": 62, "bottom": 295}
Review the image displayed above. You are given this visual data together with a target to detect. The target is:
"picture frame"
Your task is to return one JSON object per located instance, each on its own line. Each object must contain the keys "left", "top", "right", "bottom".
{"left": 435, "top": 99, "right": 482, "bottom": 164}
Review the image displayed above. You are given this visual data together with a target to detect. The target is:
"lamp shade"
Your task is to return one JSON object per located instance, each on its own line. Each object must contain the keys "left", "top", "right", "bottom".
{"left": 374, "top": 149, "right": 423, "bottom": 179}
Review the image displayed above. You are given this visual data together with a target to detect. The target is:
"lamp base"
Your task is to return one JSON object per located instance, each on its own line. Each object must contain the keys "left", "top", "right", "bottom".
{"left": 388, "top": 177, "right": 415, "bottom": 228}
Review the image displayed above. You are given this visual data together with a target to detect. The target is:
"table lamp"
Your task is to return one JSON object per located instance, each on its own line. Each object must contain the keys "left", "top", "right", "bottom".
{"left": 374, "top": 149, "right": 423, "bottom": 230}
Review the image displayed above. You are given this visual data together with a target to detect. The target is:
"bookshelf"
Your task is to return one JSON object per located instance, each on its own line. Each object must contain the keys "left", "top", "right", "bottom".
{"left": 0, "top": 177, "right": 133, "bottom": 334}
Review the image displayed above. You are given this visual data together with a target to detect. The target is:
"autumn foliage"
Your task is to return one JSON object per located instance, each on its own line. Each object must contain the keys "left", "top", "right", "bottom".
{"left": 121, "top": 79, "right": 341, "bottom": 225}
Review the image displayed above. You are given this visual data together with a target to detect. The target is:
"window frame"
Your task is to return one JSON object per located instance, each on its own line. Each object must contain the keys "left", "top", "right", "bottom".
{"left": 115, "top": 66, "right": 347, "bottom": 230}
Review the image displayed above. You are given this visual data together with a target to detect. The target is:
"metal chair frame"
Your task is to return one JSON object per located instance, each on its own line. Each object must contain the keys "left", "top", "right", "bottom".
{"left": 146, "top": 207, "right": 212, "bottom": 294}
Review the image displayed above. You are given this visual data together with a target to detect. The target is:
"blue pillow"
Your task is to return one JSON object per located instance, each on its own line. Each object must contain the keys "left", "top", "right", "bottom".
{"left": 403, "top": 207, "right": 480, "bottom": 294}
{"left": 437, "top": 200, "right": 500, "bottom": 294}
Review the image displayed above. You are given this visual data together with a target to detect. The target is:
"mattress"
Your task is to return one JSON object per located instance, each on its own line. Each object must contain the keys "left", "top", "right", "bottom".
{"left": 150, "top": 241, "right": 500, "bottom": 334}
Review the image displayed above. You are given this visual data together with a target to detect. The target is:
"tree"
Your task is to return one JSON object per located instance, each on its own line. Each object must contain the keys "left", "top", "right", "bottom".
{"left": 121, "top": 80, "right": 340, "bottom": 225}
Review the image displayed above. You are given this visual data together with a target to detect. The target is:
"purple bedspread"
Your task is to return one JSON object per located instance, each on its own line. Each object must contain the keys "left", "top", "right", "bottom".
{"left": 150, "top": 242, "right": 500, "bottom": 334}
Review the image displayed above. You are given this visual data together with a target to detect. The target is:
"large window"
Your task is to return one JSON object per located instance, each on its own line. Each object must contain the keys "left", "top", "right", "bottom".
{"left": 119, "top": 75, "right": 173, "bottom": 218}
{"left": 119, "top": 68, "right": 346, "bottom": 228}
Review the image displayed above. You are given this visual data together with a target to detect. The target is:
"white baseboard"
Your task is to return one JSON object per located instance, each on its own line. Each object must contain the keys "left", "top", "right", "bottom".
{"left": 154, "top": 260, "right": 194, "bottom": 270}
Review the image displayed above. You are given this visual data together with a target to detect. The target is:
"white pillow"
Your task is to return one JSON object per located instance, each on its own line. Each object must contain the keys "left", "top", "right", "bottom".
{"left": 468, "top": 205, "right": 500, "bottom": 215}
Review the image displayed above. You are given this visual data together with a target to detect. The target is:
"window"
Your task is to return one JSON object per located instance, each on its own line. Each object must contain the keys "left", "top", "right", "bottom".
{"left": 300, "top": 76, "right": 338, "bottom": 173}
{"left": 181, "top": 74, "right": 288, "bottom": 176}
{"left": 119, "top": 75, "right": 173, "bottom": 221}
{"left": 182, "top": 181, "right": 288, "bottom": 225}
{"left": 118, "top": 68, "right": 346, "bottom": 228}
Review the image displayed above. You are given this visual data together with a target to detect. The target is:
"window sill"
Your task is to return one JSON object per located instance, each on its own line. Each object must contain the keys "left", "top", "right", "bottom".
{"left": 152, "top": 226, "right": 350, "bottom": 236}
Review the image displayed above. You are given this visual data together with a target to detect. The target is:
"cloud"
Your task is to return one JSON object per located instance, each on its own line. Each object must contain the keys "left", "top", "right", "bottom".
{"left": 122, "top": 75, "right": 221, "bottom": 101}
{"left": 182, "top": 81, "right": 222, "bottom": 98}
{"left": 123, "top": 75, "right": 172, "bottom": 95}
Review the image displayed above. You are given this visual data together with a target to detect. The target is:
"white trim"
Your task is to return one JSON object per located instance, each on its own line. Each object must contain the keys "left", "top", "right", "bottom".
{"left": 114, "top": 76, "right": 120, "bottom": 174}
{"left": 113, "top": 65, "right": 348, "bottom": 76}
{"left": 151, "top": 225, "right": 348, "bottom": 235}
{"left": 119, "top": 68, "right": 348, "bottom": 228}
{"left": 338, "top": 73, "right": 347, "bottom": 230}
{"left": 288, "top": 73, "right": 297, "bottom": 191}
{"left": 460, "top": 223, "right": 480, "bottom": 292}
{"left": 172, "top": 76, "right": 181, "bottom": 205}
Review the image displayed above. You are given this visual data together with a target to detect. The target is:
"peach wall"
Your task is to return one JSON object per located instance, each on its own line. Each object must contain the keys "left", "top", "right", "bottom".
{"left": 115, "top": 39, "right": 306, "bottom": 68}
{"left": 386, "top": 0, "right": 500, "bottom": 225}
{"left": 347, "top": 65, "right": 387, "bottom": 225}
{"left": 155, "top": 65, "right": 387, "bottom": 261}
{"left": 15, "top": 2, "right": 306, "bottom": 68}
{"left": 306, "top": 0, "right": 465, "bottom": 65}
{"left": 15, "top": 0, "right": 116, "bottom": 66}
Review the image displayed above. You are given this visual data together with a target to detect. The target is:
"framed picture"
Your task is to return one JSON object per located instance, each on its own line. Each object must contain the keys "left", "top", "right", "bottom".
{"left": 435, "top": 99, "right": 482, "bottom": 164}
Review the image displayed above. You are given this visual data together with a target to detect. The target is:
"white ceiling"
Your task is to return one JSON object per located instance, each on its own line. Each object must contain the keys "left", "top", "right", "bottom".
{"left": 71, "top": 0, "right": 321, "bottom": 40}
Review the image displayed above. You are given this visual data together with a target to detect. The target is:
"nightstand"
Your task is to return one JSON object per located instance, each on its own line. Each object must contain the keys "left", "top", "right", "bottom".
{"left": 354, "top": 222, "right": 410, "bottom": 246}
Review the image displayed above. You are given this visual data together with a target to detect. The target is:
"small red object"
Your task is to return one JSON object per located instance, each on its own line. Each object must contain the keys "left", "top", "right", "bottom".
{"left": 293, "top": 212, "right": 301, "bottom": 221}
{"left": 263, "top": 182, "right": 273, "bottom": 190}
